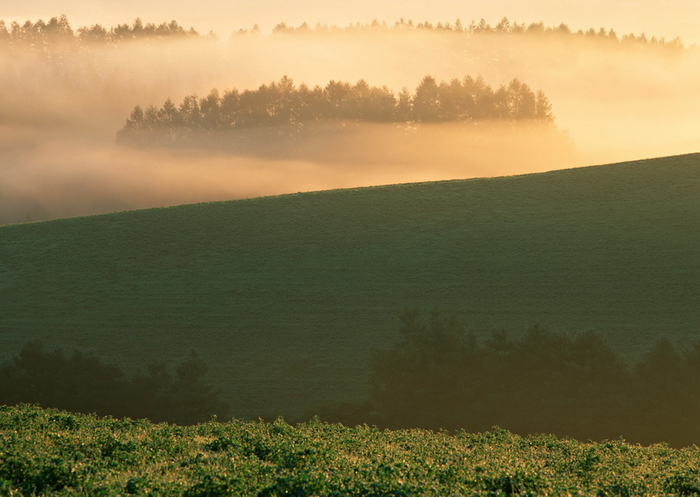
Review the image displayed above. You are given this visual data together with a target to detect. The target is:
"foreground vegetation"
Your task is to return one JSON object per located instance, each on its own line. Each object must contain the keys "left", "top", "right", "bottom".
{"left": 2, "top": 404, "right": 700, "bottom": 495}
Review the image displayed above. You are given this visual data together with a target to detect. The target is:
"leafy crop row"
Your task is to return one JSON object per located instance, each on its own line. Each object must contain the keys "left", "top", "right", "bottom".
{"left": 2, "top": 404, "right": 700, "bottom": 495}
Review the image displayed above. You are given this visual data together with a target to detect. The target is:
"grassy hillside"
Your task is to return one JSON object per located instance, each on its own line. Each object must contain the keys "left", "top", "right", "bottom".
{"left": 1, "top": 153, "right": 699, "bottom": 419}
{"left": 4, "top": 404, "right": 700, "bottom": 495}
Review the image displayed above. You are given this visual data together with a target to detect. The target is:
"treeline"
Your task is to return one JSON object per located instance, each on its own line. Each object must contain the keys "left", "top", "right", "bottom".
{"left": 3, "top": 15, "right": 683, "bottom": 51}
{"left": 0, "top": 341, "right": 227, "bottom": 425}
{"left": 262, "top": 17, "right": 685, "bottom": 49}
{"left": 117, "top": 75, "right": 553, "bottom": 146}
{"left": 321, "top": 309, "right": 700, "bottom": 448}
{"left": 0, "top": 15, "right": 204, "bottom": 48}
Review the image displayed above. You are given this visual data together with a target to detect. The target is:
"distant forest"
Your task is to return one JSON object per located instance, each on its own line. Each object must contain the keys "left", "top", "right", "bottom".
{"left": 0, "top": 341, "right": 226, "bottom": 425}
{"left": 117, "top": 75, "right": 554, "bottom": 147}
{"left": 0, "top": 15, "right": 204, "bottom": 47}
{"left": 263, "top": 17, "right": 686, "bottom": 49}
{"left": 321, "top": 309, "right": 700, "bottom": 448}
{"left": 0, "top": 15, "right": 686, "bottom": 50}
{"left": 5, "top": 313, "right": 700, "bottom": 447}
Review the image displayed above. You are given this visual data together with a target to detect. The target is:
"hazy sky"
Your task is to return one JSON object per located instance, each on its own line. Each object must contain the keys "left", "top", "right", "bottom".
{"left": 4, "top": 0, "right": 700, "bottom": 44}
{"left": 2, "top": 0, "right": 699, "bottom": 223}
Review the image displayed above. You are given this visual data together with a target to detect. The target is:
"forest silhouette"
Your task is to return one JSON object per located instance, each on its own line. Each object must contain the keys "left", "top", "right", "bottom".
{"left": 117, "top": 75, "right": 554, "bottom": 149}
{"left": 319, "top": 309, "right": 700, "bottom": 448}
{"left": 0, "top": 15, "right": 202, "bottom": 46}
{"left": 4, "top": 313, "right": 700, "bottom": 447}
{"left": 0, "top": 15, "right": 684, "bottom": 50}
{"left": 266, "top": 17, "right": 685, "bottom": 50}
{"left": 0, "top": 341, "right": 227, "bottom": 425}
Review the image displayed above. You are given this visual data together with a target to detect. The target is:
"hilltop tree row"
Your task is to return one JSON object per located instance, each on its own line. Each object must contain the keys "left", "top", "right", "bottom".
{"left": 117, "top": 75, "right": 553, "bottom": 146}
{"left": 263, "top": 17, "right": 685, "bottom": 49}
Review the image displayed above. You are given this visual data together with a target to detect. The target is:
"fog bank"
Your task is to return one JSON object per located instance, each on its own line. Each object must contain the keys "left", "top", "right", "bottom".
{"left": 1, "top": 29, "right": 698, "bottom": 223}
{"left": 0, "top": 123, "right": 575, "bottom": 224}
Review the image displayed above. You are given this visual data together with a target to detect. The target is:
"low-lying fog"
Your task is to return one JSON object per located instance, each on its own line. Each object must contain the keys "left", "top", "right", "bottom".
{"left": 1, "top": 27, "right": 699, "bottom": 223}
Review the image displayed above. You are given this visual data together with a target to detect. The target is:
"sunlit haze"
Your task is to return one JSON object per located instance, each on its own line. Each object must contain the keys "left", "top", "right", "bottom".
{"left": 1, "top": 0, "right": 699, "bottom": 222}
{"left": 6, "top": 0, "right": 700, "bottom": 44}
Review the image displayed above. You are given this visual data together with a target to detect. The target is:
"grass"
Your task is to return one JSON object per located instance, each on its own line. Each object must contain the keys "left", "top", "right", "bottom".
{"left": 3, "top": 404, "right": 700, "bottom": 495}
{"left": 1, "top": 153, "right": 699, "bottom": 419}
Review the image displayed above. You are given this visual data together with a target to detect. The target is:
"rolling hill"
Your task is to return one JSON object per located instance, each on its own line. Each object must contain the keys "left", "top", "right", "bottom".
{"left": 1, "top": 153, "right": 699, "bottom": 419}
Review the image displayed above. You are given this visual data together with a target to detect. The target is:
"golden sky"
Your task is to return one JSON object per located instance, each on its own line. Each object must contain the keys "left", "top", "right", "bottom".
{"left": 5, "top": 0, "right": 700, "bottom": 44}
{"left": 1, "top": 0, "right": 699, "bottom": 222}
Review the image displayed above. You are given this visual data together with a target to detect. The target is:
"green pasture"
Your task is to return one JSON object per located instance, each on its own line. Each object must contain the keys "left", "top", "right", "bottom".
{"left": 1, "top": 153, "right": 699, "bottom": 419}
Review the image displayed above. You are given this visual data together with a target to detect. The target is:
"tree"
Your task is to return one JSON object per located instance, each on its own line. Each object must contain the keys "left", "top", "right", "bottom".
{"left": 267, "top": 76, "right": 297, "bottom": 125}
{"left": 178, "top": 95, "right": 202, "bottom": 128}
{"left": 125, "top": 105, "right": 144, "bottom": 129}
{"left": 168, "top": 350, "right": 227, "bottom": 425}
{"left": 412, "top": 76, "right": 441, "bottom": 121}
{"left": 157, "top": 99, "right": 181, "bottom": 128}
{"left": 199, "top": 90, "right": 221, "bottom": 129}
{"left": 628, "top": 338, "right": 698, "bottom": 446}
{"left": 370, "top": 308, "right": 477, "bottom": 429}
{"left": 485, "top": 326, "right": 629, "bottom": 438}
{"left": 77, "top": 24, "right": 109, "bottom": 43}
{"left": 506, "top": 79, "right": 537, "bottom": 119}
{"left": 395, "top": 88, "right": 413, "bottom": 121}
{"left": 535, "top": 91, "right": 554, "bottom": 122}
{"left": 220, "top": 89, "right": 241, "bottom": 128}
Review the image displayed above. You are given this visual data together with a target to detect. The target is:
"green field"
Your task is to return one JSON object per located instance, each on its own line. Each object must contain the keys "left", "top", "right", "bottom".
{"left": 3, "top": 404, "right": 700, "bottom": 495}
{"left": 1, "top": 153, "right": 699, "bottom": 419}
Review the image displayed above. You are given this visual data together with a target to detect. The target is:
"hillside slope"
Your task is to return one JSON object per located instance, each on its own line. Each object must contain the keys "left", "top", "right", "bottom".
{"left": 1, "top": 153, "right": 699, "bottom": 418}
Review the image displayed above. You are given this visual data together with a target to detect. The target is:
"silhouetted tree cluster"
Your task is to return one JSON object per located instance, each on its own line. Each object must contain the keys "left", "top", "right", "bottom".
{"left": 0, "top": 341, "right": 227, "bottom": 425}
{"left": 266, "top": 17, "right": 685, "bottom": 50}
{"left": 0, "top": 15, "right": 202, "bottom": 48}
{"left": 322, "top": 309, "right": 700, "bottom": 447}
{"left": 117, "top": 75, "right": 553, "bottom": 146}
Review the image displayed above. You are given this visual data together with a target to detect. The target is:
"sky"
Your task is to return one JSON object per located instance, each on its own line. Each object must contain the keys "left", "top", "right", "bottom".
{"left": 3, "top": 0, "right": 700, "bottom": 44}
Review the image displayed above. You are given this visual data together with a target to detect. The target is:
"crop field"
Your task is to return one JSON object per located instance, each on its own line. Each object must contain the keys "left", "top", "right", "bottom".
{"left": 3, "top": 404, "right": 700, "bottom": 495}
{"left": 1, "top": 153, "right": 699, "bottom": 419}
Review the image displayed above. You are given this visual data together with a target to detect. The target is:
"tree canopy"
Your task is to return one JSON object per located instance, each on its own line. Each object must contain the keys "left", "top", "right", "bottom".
{"left": 0, "top": 341, "right": 228, "bottom": 425}
{"left": 0, "top": 15, "right": 685, "bottom": 51}
{"left": 117, "top": 75, "right": 555, "bottom": 146}
{"left": 323, "top": 308, "right": 700, "bottom": 448}
{"left": 0, "top": 15, "right": 203, "bottom": 48}
{"left": 265, "top": 17, "right": 685, "bottom": 50}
